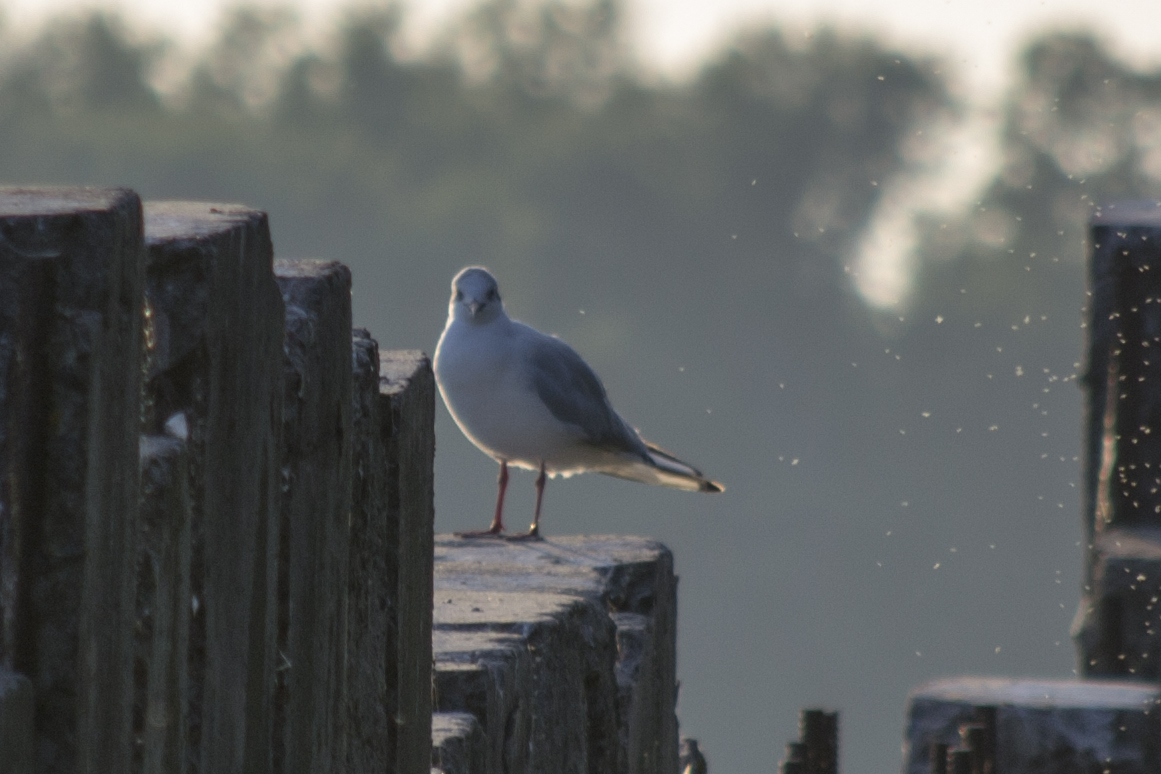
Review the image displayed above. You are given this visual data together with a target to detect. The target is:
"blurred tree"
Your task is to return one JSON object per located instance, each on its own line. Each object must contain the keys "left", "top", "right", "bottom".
{"left": 186, "top": 6, "right": 303, "bottom": 115}
{"left": 915, "top": 35, "right": 1161, "bottom": 281}
{"left": 906, "top": 33, "right": 1161, "bottom": 371}
{"left": 0, "top": 13, "right": 159, "bottom": 118}
{"left": 447, "top": 0, "right": 626, "bottom": 104}
{"left": 0, "top": 0, "right": 948, "bottom": 323}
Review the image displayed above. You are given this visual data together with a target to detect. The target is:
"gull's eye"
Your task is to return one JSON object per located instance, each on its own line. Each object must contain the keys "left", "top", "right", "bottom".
{"left": 487, "top": 289, "right": 498, "bottom": 301}
{"left": 455, "top": 289, "right": 464, "bottom": 301}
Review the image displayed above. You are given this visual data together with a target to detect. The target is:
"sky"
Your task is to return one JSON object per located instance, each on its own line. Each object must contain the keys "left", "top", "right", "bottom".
{"left": 3, "top": 0, "right": 1161, "bottom": 96}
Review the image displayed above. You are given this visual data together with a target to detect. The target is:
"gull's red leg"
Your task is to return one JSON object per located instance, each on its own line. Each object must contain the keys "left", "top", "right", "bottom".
{"left": 458, "top": 460, "right": 507, "bottom": 538}
{"left": 531, "top": 462, "right": 546, "bottom": 536}
{"left": 491, "top": 460, "right": 509, "bottom": 533}
{"left": 509, "top": 461, "right": 546, "bottom": 540}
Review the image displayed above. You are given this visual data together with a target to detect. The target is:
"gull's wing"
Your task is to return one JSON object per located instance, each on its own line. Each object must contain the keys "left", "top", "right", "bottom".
{"left": 520, "top": 322, "right": 724, "bottom": 493}
{"left": 521, "top": 325, "right": 647, "bottom": 457}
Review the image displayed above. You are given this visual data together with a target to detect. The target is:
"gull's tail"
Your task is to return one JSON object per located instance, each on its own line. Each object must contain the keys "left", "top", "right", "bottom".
{"left": 603, "top": 441, "right": 724, "bottom": 493}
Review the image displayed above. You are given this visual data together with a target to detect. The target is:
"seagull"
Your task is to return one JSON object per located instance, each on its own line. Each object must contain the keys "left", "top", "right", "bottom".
{"left": 434, "top": 266, "right": 722, "bottom": 538}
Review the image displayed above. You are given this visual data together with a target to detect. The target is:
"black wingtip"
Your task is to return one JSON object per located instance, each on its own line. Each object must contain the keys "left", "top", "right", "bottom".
{"left": 702, "top": 480, "right": 724, "bottom": 493}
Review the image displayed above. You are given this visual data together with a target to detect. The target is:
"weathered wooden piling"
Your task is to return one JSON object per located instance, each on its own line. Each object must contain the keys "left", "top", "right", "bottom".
{"left": 1082, "top": 201, "right": 1161, "bottom": 534}
{"left": 903, "top": 677, "right": 1161, "bottom": 774}
{"left": 377, "top": 350, "right": 436, "bottom": 774}
{"left": 144, "top": 202, "right": 285, "bottom": 774}
{"left": 802, "top": 709, "right": 838, "bottom": 774}
{"left": 947, "top": 749, "right": 971, "bottom": 774}
{"left": 0, "top": 235, "right": 51, "bottom": 769}
{"left": 273, "top": 259, "right": 355, "bottom": 774}
{"left": 346, "top": 331, "right": 393, "bottom": 772}
{"left": 430, "top": 535, "right": 677, "bottom": 774}
{"left": 0, "top": 188, "right": 144, "bottom": 774}
{"left": 346, "top": 337, "right": 437, "bottom": 774}
{"left": 134, "top": 436, "right": 192, "bottom": 774}
{"left": 778, "top": 709, "right": 838, "bottom": 774}
{"left": 1074, "top": 201, "right": 1161, "bottom": 677}
{"left": 431, "top": 713, "right": 487, "bottom": 774}
{"left": 928, "top": 742, "right": 948, "bottom": 774}
{"left": 0, "top": 665, "right": 33, "bottom": 774}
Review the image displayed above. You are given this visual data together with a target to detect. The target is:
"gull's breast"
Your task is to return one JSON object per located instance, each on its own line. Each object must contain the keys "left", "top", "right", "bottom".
{"left": 436, "top": 323, "right": 601, "bottom": 472}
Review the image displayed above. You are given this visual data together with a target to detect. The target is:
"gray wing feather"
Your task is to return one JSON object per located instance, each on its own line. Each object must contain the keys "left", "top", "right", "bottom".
{"left": 526, "top": 332, "right": 647, "bottom": 457}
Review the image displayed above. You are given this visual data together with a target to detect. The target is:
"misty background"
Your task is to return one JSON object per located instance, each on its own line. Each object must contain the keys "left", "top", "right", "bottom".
{"left": 3, "top": 1, "right": 1161, "bottom": 770}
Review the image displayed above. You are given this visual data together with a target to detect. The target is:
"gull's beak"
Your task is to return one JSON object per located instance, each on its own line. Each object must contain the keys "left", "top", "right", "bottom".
{"left": 467, "top": 300, "right": 483, "bottom": 317}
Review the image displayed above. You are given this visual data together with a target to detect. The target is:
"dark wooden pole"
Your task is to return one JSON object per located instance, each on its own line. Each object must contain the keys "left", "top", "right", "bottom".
{"left": 1084, "top": 202, "right": 1161, "bottom": 543}
{"left": 802, "top": 709, "right": 838, "bottom": 774}
{"left": 1076, "top": 201, "right": 1161, "bottom": 678}
{"left": 0, "top": 188, "right": 145, "bottom": 774}
{"left": 948, "top": 749, "right": 973, "bottom": 774}
{"left": 928, "top": 742, "right": 948, "bottom": 774}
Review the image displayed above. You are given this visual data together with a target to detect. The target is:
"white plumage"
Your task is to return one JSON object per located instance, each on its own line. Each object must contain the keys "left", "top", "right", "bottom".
{"left": 434, "top": 266, "right": 722, "bottom": 538}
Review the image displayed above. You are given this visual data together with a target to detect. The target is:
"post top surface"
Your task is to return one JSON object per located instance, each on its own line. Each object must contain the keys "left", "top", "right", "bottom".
{"left": 1092, "top": 200, "right": 1161, "bottom": 228}
{"left": 144, "top": 200, "right": 263, "bottom": 242}
{"left": 433, "top": 587, "right": 587, "bottom": 626}
{"left": 0, "top": 186, "right": 136, "bottom": 217}
{"left": 910, "top": 677, "right": 1159, "bottom": 710}
{"left": 379, "top": 350, "right": 430, "bottom": 397}
{"left": 436, "top": 536, "right": 673, "bottom": 608}
{"left": 435, "top": 534, "right": 669, "bottom": 573}
{"left": 273, "top": 258, "right": 347, "bottom": 276}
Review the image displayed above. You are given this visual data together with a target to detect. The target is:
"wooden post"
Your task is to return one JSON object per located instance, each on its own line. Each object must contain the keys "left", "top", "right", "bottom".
{"left": 377, "top": 351, "right": 435, "bottom": 774}
{"left": 962, "top": 706, "right": 996, "bottom": 774}
{"left": 1084, "top": 202, "right": 1161, "bottom": 540}
{"left": 0, "top": 666, "right": 33, "bottom": 774}
{"left": 346, "top": 331, "right": 393, "bottom": 772}
{"left": 802, "top": 709, "right": 838, "bottom": 774}
{"left": 905, "top": 677, "right": 1161, "bottom": 774}
{"left": 346, "top": 337, "right": 438, "bottom": 774}
{"left": 781, "top": 741, "right": 806, "bottom": 774}
{"left": 775, "top": 709, "right": 838, "bottom": 774}
{"left": 928, "top": 742, "right": 948, "bottom": 774}
{"left": 274, "top": 260, "right": 354, "bottom": 774}
{"left": 948, "top": 749, "right": 972, "bottom": 774}
{"left": 432, "top": 536, "right": 671, "bottom": 773}
{"left": 1074, "top": 201, "right": 1161, "bottom": 678}
{"left": 144, "top": 202, "right": 285, "bottom": 774}
{"left": 0, "top": 188, "right": 144, "bottom": 774}
{"left": 134, "top": 436, "right": 192, "bottom": 774}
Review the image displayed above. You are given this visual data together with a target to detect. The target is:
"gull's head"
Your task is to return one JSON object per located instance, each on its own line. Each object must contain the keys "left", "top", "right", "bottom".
{"left": 449, "top": 266, "right": 505, "bottom": 324}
